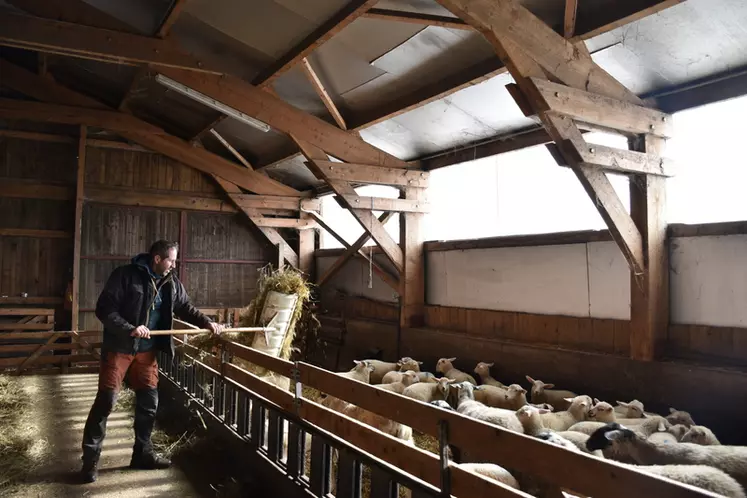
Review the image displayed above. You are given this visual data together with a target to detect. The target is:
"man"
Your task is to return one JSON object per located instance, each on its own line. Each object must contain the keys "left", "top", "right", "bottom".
{"left": 80, "top": 240, "right": 223, "bottom": 483}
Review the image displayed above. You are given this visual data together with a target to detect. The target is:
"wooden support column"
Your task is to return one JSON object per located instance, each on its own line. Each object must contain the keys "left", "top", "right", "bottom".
{"left": 298, "top": 213, "right": 315, "bottom": 278}
{"left": 179, "top": 210, "right": 188, "bottom": 288}
{"left": 71, "top": 125, "right": 86, "bottom": 332}
{"left": 400, "top": 188, "right": 425, "bottom": 328}
{"left": 629, "top": 135, "right": 669, "bottom": 361}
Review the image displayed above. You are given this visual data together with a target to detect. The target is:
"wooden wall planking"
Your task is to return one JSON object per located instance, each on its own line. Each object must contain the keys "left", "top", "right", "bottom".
{"left": 0, "top": 137, "right": 76, "bottom": 183}
{"left": 0, "top": 198, "right": 73, "bottom": 231}
{"left": 185, "top": 263, "right": 263, "bottom": 308}
{"left": 0, "top": 237, "right": 72, "bottom": 298}
{"left": 186, "top": 212, "right": 272, "bottom": 262}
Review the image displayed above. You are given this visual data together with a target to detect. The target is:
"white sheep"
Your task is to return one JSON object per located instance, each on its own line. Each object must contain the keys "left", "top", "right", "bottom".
{"left": 453, "top": 381, "right": 523, "bottom": 434}
{"left": 568, "top": 416, "right": 670, "bottom": 437}
{"left": 668, "top": 424, "right": 689, "bottom": 441}
{"left": 321, "top": 360, "right": 375, "bottom": 412}
{"left": 402, "top": 377, "right": 451, "bottom": 403}
{"left": 681, "top": 425, "right": 721, "bottom": 446}
{"left": 473, "top": 384, "right": 528, "bottom": 410}
{"left": 342, "top": 403, "right": 414, "bottom": 444}
{"left": 588, "top": 400, "right": 616, "bottom": 423}
{"left": 539, "top": 395, "right": 592, "bottom": 431}
{"left": 380, "top": 369, "right": 422, "bottom": 386}
{"left": 364, "top": 357, "right": 422, "bottom": 384}
{"left": 587, "top": 424, "right": 747, "bottom": 495}
{"left": 436, "top": 357, "right": 477, "bottom": 385}
{"left": 515, "top": 404, "right": 602, "bottom": 457}
{"left": 473, "top": 362, "right": 506, "bottom": 388}
{"left": 375, "top": 371, "right": 420, "bottom": 394}
{"left": 458, "top": 463, "right": 521, "bottom": 490}
{"left": 430, "top": 400, "right": 453, "bottom": 410}
{"left": 614, "top": 399, "right": 647, "bottom": 418}
{"left": 525, "top": 376, "right": 577, "bottom": 412}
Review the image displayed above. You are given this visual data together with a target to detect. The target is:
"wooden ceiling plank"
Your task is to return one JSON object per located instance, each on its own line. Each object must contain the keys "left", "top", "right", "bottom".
{"left": 157, "top": 67, "right": 409, "bottom": 168}
{"left": 0, "top": 12, "right": 212, "bottom": 73}
{"left": 300, "top": 57, "right": 347, "bottom": 130}
{"left": 338, "top": 195, "right": 430, "bottom": 213}
{"left": 314, "top": 160, "right": 429, "bottom": 187}
{"left": 251, "top": 0, "right": 380, "bottom": 88}
{"left": 564, "top": 0, "right": 578, "bottom": 38}
{"left": 0, "top": 59, "right": 299, "bottom": 197}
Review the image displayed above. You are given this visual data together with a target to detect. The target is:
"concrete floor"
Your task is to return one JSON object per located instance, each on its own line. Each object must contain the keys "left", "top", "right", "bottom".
{"left": 5, "top": 374, "right": 202, "bottom": 498}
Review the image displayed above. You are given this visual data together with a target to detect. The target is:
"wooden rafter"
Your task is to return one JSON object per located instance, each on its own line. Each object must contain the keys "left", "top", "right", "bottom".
{"left": 0, "top": 12, "right": 213, "bottom": 72}
{"left": 251, "top": 217, "right": 318, "bottom": 229}
{"left": 156, "top": 0, "right": 187, "bottom": 38}
{"left": 300, "top": 57, "right": 347, "bottom": 130}
{"left": 118, "top": 67, "right": 149, "bottom": 111}
{"left": 293, "top": 137, "right": 405, "bottom": 273}
{"left": 210, "top": 129, "right": 254, "bottom": 169}
{"left": 564, "top": 0, "right": 578, "bottom": 38}
{"left": 361, "top": 8, "right": 470, "bottom": 30}
{"left": 251, "top": 0, "right": 380, "bottom": 88}
{"left": 306, "top": 210, "right": 400, "bottom": 292}
{"left": 156, "top": 67, "right": 409, "bottom": 168}
{"left": 313, "top": 160, "right": 429, "bottom": 187}
{"left": 0, "top": 59, "right": 299, "bottom": 197}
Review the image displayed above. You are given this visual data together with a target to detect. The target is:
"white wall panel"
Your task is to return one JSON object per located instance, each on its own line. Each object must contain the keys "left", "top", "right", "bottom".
{"left": 587, "top": 241, "right": 630, "bottom": 320}
{"left": 426, "top": 245, "right": 591, "bottom": 316}
{"left": 670, "top": 235, "right": 747, "bottom": 327}
{"left": 316, "top": 254, "right": 399, "bottom": 303}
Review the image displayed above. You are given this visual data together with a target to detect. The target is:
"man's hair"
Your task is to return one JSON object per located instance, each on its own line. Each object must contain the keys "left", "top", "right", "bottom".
{"left": 149, "top": 240, "right": 179, "bottom": 259}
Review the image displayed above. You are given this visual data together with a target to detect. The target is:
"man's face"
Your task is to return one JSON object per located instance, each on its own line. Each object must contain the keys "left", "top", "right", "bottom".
{"left": 152, "top": 248, "right": 178, "bottom": 276}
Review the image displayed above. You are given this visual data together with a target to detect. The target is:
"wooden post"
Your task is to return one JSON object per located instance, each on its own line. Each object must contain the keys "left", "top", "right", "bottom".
{"left": 399, "top": 187, "right": 425, "bottom": 328}
{"left": 629, "top": 135, "right": 669, "bottom": 361}
{"left": 179, "top": 210, "right": 188, "bottom": 288}
{"left": 298, "top": 214, "right": 315, "bottom": 279}
{"left": 71, "top": 125, "right": 86, "bottom": 332}
{"left": 276, "top": 242, "right": 285, "bottom": 271}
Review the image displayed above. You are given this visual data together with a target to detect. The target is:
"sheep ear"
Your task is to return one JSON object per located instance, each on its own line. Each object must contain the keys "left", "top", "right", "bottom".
{"left": 617, "top": 401, "right": 629, "bottom": 407}
{"left": 519, "top": 387, "right": 527, "bottom": 394}
{"left": 657, "top": 421, "right": 666, "bottom": 432}
{"left": 353, "top": 360, "right": 362, "bottom": 366}
{"left": 525, "top": 375, "right": 535, "bottom": 383}
{"left": 594, "top": 398, "right": 601, "bottom": 404}
{"left": 447, "top": 357, "right": 457, "bottom": 362}
{"left": 605, "top": 430, "right": 626, "bottom": 441}
{"left": 368, "top": 364, "right": 375, "bottom": 371}
{"left": 487, "top": 362, "right": 494, "bottom": 367}
{"left": 538, "top": 408, "right": 551, "bottom": 414}
{"left": 474, "top": 385, "right": 484, "bottom": 391}
{"left": 544, "top": 383, "right": 555, "bottom": 389}
{"left": 669, "top": 407, "right": 677, "bottom": 414}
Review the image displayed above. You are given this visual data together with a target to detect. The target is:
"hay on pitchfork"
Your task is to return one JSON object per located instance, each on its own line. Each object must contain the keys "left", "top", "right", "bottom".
{"left": 185, "top": 265, "right": 314, "bottom": 390}
{"left": 0, "top": 375, "right": 50, "bottom": 491}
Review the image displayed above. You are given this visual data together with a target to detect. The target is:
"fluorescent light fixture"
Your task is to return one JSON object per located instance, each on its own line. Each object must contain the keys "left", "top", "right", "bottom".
{"left": 155, "top": 73, "right": 271, "bottom": 133}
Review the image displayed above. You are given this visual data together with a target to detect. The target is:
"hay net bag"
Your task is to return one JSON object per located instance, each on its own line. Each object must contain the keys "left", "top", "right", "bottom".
{"left": 251, "top": 289, "right": 298, "bottom": 357}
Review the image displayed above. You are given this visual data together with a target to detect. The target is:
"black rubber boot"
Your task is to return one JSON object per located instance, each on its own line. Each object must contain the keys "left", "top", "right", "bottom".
{"left": 80, "top": 389, "right": 117, "bottom": 483}
{"left": 130, "top": 388, "right": 171, "bottom": 470}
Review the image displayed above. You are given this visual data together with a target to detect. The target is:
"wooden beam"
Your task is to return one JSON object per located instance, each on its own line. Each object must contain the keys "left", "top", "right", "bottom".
{"left": 156, "top": 0, "right": 187, "bottom": 38}
{"left": 0, "top": 59, "right": 300, "bottom": 197}
{"left": 252, "top": 0, "right": 380, "bottom": 88}
{"left": 0, "top": 129, "right": 73, "bottom": 144}
{"left": 564, "top": 0, "right": 578, "bottom": 38}
{"left": 575, "top": 143, "right": 674, "bottom": 176}
{"left": 230, "top": 194, "right": 320, "bottom": 212}
{"left": 338, "top": 195, "right": 430, "bottom": 213}
{"left": 209, "top": 129, "right": 254, "bottom": 169}
{"left": 305, "top": 210, "right": 400, "bottom": 292}
{"left": 0, "top": 308, "right": 54, "bottom": 316}
{"left": 434, "top": 0, "right": 642, "bottom": 104}
{"left": 0, "top": 12, "right": 213, "bottom": 72}
{"left": 118, "top": 66, "right": 148, "bottom": 111}
{"left": 0, "top": 228, "right": 71, "bottom": 238}
{"left": 85, "top": 186, "right": 237, "bottom": 212}
{"left": 71, "top": 125, "right": 86, "bottom": 333}
{"left": 313, "top": 160, "right": 429, "bottom": 187}
{"left": 294, "top": 137, "right": 405, "bottom": 273}
{"left": 298, "top": 216, "right": 315, "bottom": 278}
{"left": 420, "top": 126, "right": 553, "bottom": 170}
{"left": 250, "top": 217, "right": 318, "bottom": 229}
{"left": 15, "top": 332, "right": 63, "bottom": 374}
{"left": 86, "top": 139, "right": 151, "bottom": 152}
{"left": 0, "top": 98, "right": 167, "bottom": 136}
{"left": 212, "top": 176, "right": 300, "bottom": 268}
{"left": 361, "top": 8, "right": 470, "bottom": 30}
{"left": 156, "top": 67, "right": 409, "bottom": 169}
{"left": 630, "top": 135, "right": 669, "bottom": 361}
{"left": 300, "top": 57, "right": 347, "bottom": 130}
{"left": 400, "top": 187, "right": 425, "bottom": 328}
{"left": 530, "top": 78, "right": 673, "bottom": 138}
{"left": 0, "top": 181, "right": 73, "bottom": 201}
{"left": 5, "top": 0, "right": 138, "bottom": 33}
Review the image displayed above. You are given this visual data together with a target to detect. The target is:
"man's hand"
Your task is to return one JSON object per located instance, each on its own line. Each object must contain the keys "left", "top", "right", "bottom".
{"left": 207, "top": 322, "right": 224, "bottom": 336}
{"left": 131, "top": 325, "right": 151, "bottom": 338}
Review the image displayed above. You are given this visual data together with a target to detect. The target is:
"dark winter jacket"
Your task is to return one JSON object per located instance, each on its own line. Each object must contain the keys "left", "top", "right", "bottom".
{"left": 95, "top": 253, "right": 213, "bottom": 357}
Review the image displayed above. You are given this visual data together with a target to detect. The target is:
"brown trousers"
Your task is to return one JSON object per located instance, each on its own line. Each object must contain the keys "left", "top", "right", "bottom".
{"left": 98, "top": 351, "right": 158, "bottom": 392}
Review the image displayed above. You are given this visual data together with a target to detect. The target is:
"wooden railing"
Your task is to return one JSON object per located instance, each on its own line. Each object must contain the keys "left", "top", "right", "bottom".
{"left": 160, "top": 337, "right": 719, "bottom": 498}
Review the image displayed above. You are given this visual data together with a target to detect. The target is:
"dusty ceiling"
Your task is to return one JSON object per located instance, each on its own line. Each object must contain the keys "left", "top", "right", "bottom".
{"left": 0, "top": 0, "right": 746, "bottom": 192}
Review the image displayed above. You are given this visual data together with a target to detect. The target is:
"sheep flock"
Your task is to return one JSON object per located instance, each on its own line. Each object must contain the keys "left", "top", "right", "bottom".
{"left": 318, "top": 356, "right": 746, "bottom": 498}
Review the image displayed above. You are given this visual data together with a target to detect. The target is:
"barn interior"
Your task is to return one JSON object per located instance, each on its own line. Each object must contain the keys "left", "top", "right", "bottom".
{"left": 1, "top": 0, "right": 747, "bottom": 497}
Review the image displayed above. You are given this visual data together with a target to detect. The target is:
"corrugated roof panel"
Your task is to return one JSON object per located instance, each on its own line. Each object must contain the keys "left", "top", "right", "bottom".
{"left": 213, "top": 116, "right": 292, "bottom": 162}
{"left": 329, "top": 17, "right": 425, "bottom": 64}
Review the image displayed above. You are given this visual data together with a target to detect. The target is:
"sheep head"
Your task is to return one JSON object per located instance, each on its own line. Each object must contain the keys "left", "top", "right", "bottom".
{"left": 400, "top": 371, "right": 420, "bottom": 387}
{"left": 505, "top": 384, "right": 527, "bottom": 403}
{"left": 436, "top": 357, "right": 456, "bottom": 374}
{"left": 616, "top": 399, "right": 645, "bottom": 418}
{"left": 588, "top": 401, "right": 616, "bottom": 423}
{"left": 565, "top": 395, "right": 592, "bottom": 418}
{"left": 680, "top": 425, "right": 716, "bottom": 445}
{"left": 353, "top": 360, "right": 375, "bottom": 373}
{"left": 397, "top": 357, "right": 423, "bottom": 372}
{"left": 525, "top": 375, "right": 554, "bottom": 400}
{"left": 473, "top": 362, "right": 494, "bottom": 377}
{"left": 419, "top": 372, "right": 438, "bottom": 383}
{"left": 586, "top": 423, "right": 637, "bottom": 452}
{"left": 666, "top": 408, "right": 695, "bottom": 428}
{"left": 668, "top": 424, "right": 689, "bottom": 440}
{"left": 450, "top": 380, "right": 474, "bottom": 401}
{"left": 516, "top": 404, "right": 550, "bottom": 423}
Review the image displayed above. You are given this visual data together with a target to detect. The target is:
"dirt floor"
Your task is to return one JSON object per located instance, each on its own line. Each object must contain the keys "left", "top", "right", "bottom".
{"left": 2, "top": 373, "right": 205, "bottom": 498}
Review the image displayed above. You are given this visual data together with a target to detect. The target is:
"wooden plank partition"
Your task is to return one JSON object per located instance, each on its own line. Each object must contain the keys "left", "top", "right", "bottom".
{"left": 165, "top": 336, "right": 718, "bottom": 498}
